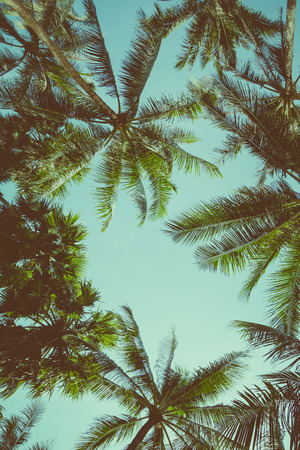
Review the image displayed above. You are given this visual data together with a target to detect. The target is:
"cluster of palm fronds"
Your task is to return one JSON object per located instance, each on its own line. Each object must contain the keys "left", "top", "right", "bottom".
{"left": 0, "top": 0, "right": 299, "bottom": 448}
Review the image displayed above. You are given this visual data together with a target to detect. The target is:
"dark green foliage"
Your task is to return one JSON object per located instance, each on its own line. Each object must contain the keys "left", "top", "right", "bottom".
{"left": 0, "top": 196, "right": 118, "bottom": 397}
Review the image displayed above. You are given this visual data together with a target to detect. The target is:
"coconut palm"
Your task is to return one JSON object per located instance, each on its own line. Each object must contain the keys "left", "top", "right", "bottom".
{"left": 0, "top": 401, "right": 51, "bottom": 449}
{"left": 1, "top": 0, "right": 220, "bottom": 229}
{"left": 0, "top": 196, "right": 118, "bottom": 397}
{"left": 75, "top": 305, "right": 246, "bottom": 449}
{"left": 140, "top": 0, "right": 279, "bottom": 70}
{"left": 215, "top": 320, "right": 300, "bottom": 449}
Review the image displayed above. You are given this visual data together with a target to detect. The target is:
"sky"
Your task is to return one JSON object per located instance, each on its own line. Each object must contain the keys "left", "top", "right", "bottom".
{"left": 1, "top": 0, "right": 299, "bottom": 448}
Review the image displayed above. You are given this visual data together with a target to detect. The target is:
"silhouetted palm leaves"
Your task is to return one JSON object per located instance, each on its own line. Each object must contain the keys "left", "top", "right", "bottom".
{"left": 140, "top": 0, "right": 279, "bottom": 70}
{"left": 0, "top": 401, "right": 50, "bottom": 449}
{"left": 1, "top": 0, "right": 220, "bottom": 229}
{"left": 75, "top": 305, "right": 246, "bottom": 449}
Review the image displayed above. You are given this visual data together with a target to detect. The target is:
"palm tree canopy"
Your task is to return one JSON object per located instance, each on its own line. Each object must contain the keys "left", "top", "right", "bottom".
{"left": 75, "top": 305, "right": 247, "bottom": 449}
{"left": 1, "top": 0, "right": 220, "bottom": 229}
{"left": 140, "top": 0, "right": 280, "bottom": 70}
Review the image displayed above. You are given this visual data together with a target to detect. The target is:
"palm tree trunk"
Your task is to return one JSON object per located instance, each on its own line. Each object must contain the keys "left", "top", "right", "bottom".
{"left": 126, "top": 419, "right": 153, "bottom": 450}
{"left": 285, "top": 0, "right": 297, "bottom": 95}
{"left": 2, "top": 0, "right": 117, "bottom": 121}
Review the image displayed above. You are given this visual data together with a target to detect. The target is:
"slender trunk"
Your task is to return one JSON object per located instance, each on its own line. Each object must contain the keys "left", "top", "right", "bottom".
{"left": 126, "top": 418, "right": 153, "bottom": 450}
{"left": 285, "top": 0, "right": 297, "bottom": 95}
{"left": 2, "top": 0, "right": 117, "bottom": 121}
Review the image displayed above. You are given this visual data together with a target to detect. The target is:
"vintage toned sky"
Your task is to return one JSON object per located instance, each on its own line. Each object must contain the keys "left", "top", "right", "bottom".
{"left": 1, "top": 0, "right": 298, "bottom": 448}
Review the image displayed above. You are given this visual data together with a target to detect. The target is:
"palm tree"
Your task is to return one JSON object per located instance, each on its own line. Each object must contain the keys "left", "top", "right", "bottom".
{"left": 0, "top": 196, "right": 118, "bottom": 397}
{"left": 215, "top": 320, "right": 300, "bottom": 448}
{"left": 75, "top": 305, "right": 246, "bottom": 449}
{"left": 0, "top": 401, "right": 51, "bottom": 449}
{"left": 164, "top": 0, "right": 300, "bottom": 326}
{"left": 1, "top": 0, "right": 220, "bottom": 229}
{"left": 140, "top": 0, "right": 280, "bottom": 70}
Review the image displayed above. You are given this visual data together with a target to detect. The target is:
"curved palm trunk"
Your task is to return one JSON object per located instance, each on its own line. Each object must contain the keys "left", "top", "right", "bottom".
{"left": 126, "top": 418, "right": 154, "bottom": 450}
{"left": 2, "top": 0, "right": 117, "bottom": 121}
{"left": 285, "top": 0, "right": 297, "bottom": 95}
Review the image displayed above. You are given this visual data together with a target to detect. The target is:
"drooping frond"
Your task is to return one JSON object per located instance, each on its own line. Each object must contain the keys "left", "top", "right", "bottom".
{"left": 232, "top": 320, "right": 300, "bottom": 368}
{"left": 267, "top": 236, "right": 300, "bottom": 335}
{"left": 75, "top": 414, "right": 142, "bottom": 449}
{"left": 188, "top": 76, "right": 300, "bottom": 180}
{"left": 94, "top": 137, "right": 123, "bottom": 231}
{"left": 165, "top": 181, "right": 300, "bottom": 283}
{"left": 0, "top": 402, "right": 45, "bottom": 448}
{"left": 218, "top": 381, "right": 296, "bottom": 449}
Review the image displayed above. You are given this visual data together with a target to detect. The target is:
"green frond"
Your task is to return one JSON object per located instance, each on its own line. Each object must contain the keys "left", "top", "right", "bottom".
{"left": 94, "top": 139, "right": 123, "bottom": 231}
{"left": 0, "top": 402, "right": 46, "bottom": 448}
{"left": 155, "top": 330, "right": 178, "bottom": 393}
{"left": 172, "top": 146, "right": 221, "bottom": 177}
{"left": 121, "top": 143, "right": 147, "bottom": 226}
{"left": 231, "top": 320, "right": 300, "bottom": 367}
{"left": 75, "top": 414, "right": 141, "bottom": 449}
{"left": 239, "top": 248, "right": 280, "bottom": 301}
{"left": 117, "top": 305, "right": 158, "bottom": 399}
{"left": 119, "top": 21, "right": 163, "bottom": 114}
{"left": 267, "top": 236, "right": 300, "bottom": 335}
{"left": 218, "top": 382, "right": 289, "bottom": 449}
{"left": 82, "top": 0, "right": 119, "bottom": 100}
{"left": 148, "top": 171, "right": 177, "bottom": 220}
{"left": 169, "top": 351, "right": 246, "bottom": 407}
{"left": 136, "top": 93, "right": 202, "bottom": 123}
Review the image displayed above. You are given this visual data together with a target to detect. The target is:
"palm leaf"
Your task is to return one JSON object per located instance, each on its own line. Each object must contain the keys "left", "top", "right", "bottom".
{"left": 94, "top": 138, "right": 123, "bottom": 231}
{"left": 117, "top": 305, "right": 159, "bottom": 400}
{"left": 232, "top": 320, "right": 300, "bottom": 367}
{"left": 82, "top": 0, "right": 119, "bottom": 100}
{"left": 75, "top": 414, "right": 142, "bottom": 449}
{"left": 267, "top": 236, "right": 300, "bottom": 334}
{"left": 119, "top": 17, "right": 163, "bottom": 114}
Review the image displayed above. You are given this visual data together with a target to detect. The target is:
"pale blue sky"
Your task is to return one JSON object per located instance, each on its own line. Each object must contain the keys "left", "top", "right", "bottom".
{"left": 1, "top": 0, "right": 299, "bottom": 448}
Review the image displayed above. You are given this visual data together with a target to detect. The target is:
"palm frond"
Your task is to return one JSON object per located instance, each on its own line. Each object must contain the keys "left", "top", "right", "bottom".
{"left": 82, "top": 0, "right": 119, "bottom": 101}
{"left": 94, "top": 138, "right": 123, "bottom": 231}
{"left": 267, "top": 236, "right": 300, "bottom": 334}
{"left": 119, "top": 18, "right": 163, "bottom": 114}
{"left": 155, "top": 330, "right": 177, "bottom": 393}
{"left": 117, "top": 305, "right": 159, "bottom": 400}
{"left": 232, "top": 320, "right": 300, "bottom": 367}
{"left": 121, "top": 143, "right": 147, "bottom": 226}
{"left": 75, "top": 414, "right": 141, "bottom": 449}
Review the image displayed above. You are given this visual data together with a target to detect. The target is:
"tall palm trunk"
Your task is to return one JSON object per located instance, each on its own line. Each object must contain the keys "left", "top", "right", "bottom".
{"left": 126, "top": 419, "right": 154, "bottom": 450}
{"left": 2, "top": 0, "right": 117, "bottom": 121}
{"left": 285, "top": 0, "right": 297, "bottom": 95}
